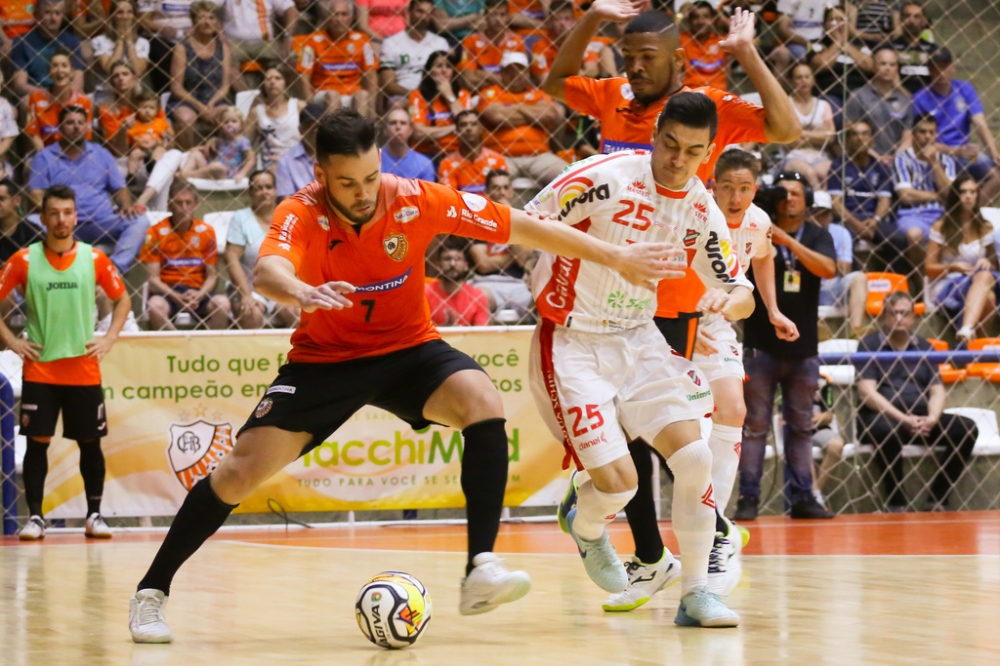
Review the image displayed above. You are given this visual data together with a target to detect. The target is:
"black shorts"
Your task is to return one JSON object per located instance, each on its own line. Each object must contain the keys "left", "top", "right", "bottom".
{"left": 239, "top": 340, "right": 484, "bottom": 454}
{"left": 20, "top": 382, "right": 108, "bottom": 440}
{"left": 653, "top": 312, "right": 701, "bottom": 360}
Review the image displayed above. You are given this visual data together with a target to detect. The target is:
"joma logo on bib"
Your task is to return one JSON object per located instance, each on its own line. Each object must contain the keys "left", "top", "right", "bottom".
{"left": 46, "top": 281, "right": 79, "bottom": 291}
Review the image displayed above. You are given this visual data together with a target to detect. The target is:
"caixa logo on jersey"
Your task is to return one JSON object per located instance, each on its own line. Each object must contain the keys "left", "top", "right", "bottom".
{"left": 166, "top": 420, "right": 234, "bottom": 490}
{"left": 705, "top": 231, "right": 740, "bottom": 283}
{"left": 557, "top": 176, "right": 610, "bottom": 219}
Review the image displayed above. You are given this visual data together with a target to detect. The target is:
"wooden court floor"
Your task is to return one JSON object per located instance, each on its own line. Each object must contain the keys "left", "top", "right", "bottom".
{"left": 3, "top": 512, "right": 1000, "bottom": 665}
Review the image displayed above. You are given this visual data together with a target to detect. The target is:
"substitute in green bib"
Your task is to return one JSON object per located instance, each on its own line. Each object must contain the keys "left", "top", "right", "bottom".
{"left": 0, "top": 185, "right": 133, "bottom": 540}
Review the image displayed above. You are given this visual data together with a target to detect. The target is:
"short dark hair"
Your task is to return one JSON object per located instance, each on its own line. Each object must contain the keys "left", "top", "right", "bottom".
{"left": 58, "top": 105, "right": 89, "bottom": 124}
{"left": 0, "top": 178, "right": 20, "bottom": 198}
{"left": 655, "top": 92, "right": 718, "bottom": 141}
{"left": 169, "top": 178, "right": 198, "bottom": 199}
{"left": 691, "top": 1, "right": 715, "bottom": 14}
{"left": 48, "top": 48, "right": 73, "bottom": 64}
{"left": 315, "top": 108, "right": 378, "bottom": 161}
{"left": 625, "top": 9, "right": 677, "bottom": 35}
{"left": 485, "top": 169, "right": 511, "bottom": 190}
{"left": 715, "top": 149, "right": 760, "bottom": 180}
{"left": 872, "top": 44, "right": 899, "bottom": 61}
{"left": 454, "top": 109, "right": 479, "bottom": 125}
{"left": 882, "top": 290, "right": 914, "bottom": 315}
{"left": 548, "top": 0, "right": 573, "bottom": 14}
{"left": 248, "top": 169, "right": 276, "bottom": 187}
{"left": 42, "top": 185, "right": 76, "bottom": 211}
{"left": 131, "top": 87, "right": 160, "bottom": 107}
{"left": 913, "top": 111, "right": 937, "bottom": 127}
{"left": 484, "top": 0, "right": 508, "bottom": 9}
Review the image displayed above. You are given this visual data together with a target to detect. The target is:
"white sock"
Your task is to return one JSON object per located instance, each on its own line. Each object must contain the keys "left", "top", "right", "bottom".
{"left": 708, "top": 423, "right": 743, "bottom": 517}
{"left": 667, "top": 440, "right": 716, "bottom": 595}
{"left": 573, "top": 478, "right": 636, "bottom": 542}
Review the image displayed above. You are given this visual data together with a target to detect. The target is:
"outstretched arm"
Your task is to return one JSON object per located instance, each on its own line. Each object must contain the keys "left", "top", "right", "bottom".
{"left": 254, "top": 255, "right": 356, "bottom": 312}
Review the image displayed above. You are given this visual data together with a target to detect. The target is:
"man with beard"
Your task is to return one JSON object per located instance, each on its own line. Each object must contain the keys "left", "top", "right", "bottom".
{"left": 378, "top": 0, "right": 450, "bottom": 96}
{"left": 426, "top": 237, "right": 492, "bottom": 326}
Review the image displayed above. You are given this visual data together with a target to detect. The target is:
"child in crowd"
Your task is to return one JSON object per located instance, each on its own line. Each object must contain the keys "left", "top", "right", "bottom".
{"left": 126, "top": 90, "right": 174, "bottom": 183}
{"left": 180, "top": 106, "right": 256, "bottom": 181}
{"left": 812, "top": 374, "right": 845, "bottom": 509}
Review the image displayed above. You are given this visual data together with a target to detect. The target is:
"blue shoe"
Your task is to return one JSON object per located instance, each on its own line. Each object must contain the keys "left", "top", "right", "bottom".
{"left": 557, "top": 469, "right": 579, "bottom": 535}
{"left": 675, "top": 587, "right": 740, "bottom": 628}
{"left": 566, "top": 507, "right": 627, "bottom": 593}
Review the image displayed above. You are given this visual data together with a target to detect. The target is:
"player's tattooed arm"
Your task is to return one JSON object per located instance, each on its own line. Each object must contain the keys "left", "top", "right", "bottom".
{"left": 254, "top": 255, "right": 356, "bottom": 313}
{"left": 507, "top": 209, "right": 686, "bottom": 290}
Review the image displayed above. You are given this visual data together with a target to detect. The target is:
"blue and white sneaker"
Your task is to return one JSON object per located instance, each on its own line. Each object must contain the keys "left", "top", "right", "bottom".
{"left": 675, "top": 586, "right": 740, "bottom": 628}
{"left": 565, "top": 507, "right": 628, "bottom": 593}
{"left": 557, "top": 469, "right": 580, "bottom": 534}
{"left": 602, "top": 548, "right": 682, "bottom": 611}
{"left": 708, "top": 517, "right": 742, "bottom": 595}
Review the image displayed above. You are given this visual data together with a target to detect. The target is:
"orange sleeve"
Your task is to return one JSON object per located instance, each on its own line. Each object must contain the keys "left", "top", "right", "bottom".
{"left": 83, "top": 97, "right": 94, "bottom": 141}
{"left": 0, "top": 250, "right": 28, "bottom": 301}
{"left": 360, "top": 35, "right": 378, "bottom": 72}
{"left": 424, "top": 181, "right": 511, "bottom": 244}
{"left": 476, "top": 86, "right": 499, "bottom": 112}
{"left": 702, "top": 87, "right": 768, "bottom": 144}
{"left": 25, "top": 94, "right": 41, "bottom": 136}
{"left": 438, "top": 157, "right": 458, "bottom": 189}
{"left": 293, "top": 34, "right": 315, "bottom": 73}
{"left": 259, "top": 197, "right": 316, "bottom": 272}
{"left": 139, "top": 225, "right": 161, "bottom": 264}
{"left": 204, "top": 230, "right": 218, "bottom": 266}
{"left": 93, "top": 250, "right": 126, "bottom": 300}
{"left": 408, "top": 91, "right": 429, "bottom": 126}
{"left": 563, "top": 76, "right": 610, "bottom": 120}
{"left": 457, "top": 36, "right": 477, "bottom": 71}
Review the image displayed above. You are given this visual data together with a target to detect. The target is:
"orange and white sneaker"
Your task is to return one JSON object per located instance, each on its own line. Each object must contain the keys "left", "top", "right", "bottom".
{"left": 85, "top": 513, "right": 112, "bottom": 539}
{"left": 18, "top": 515, "right": 45, "bottom": 540}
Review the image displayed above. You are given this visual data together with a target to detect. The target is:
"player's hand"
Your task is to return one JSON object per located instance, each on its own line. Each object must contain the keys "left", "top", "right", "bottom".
{"left": 587, "top": 0, "right": 646, "bottom": 23}
{"left": 85, "top": 335, "right": 117, "bottom": 361}
{"left": 720, "top": 7, "right": 756, "bottom": 57}
{"left": 694, "top": 328, "right": 718, "bottom": 356}
{"left": 614, "top": 242, "right": 686, "bottom": 290}
{"left": 770, "top": 311, "right": 800, "bottom": 341}
{"left": 299, "top": 281, "right": 356, "bottom": 312}
{"left": 8, "top": 338, "right": 42, "bottom": 361}
{"left": 697, "top": 287, "right": 731, "bottom": 315}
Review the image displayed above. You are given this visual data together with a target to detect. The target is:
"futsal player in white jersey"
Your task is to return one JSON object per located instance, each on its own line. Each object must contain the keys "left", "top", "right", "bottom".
{"left": 526, "top": 93, "right": 754, "bottom": 627}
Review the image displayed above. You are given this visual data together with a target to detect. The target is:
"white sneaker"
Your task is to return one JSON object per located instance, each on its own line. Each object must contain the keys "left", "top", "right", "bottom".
{"left": 18, "top": 515, "right": 45, "bottom": 540}
{"left": 675, "top": 586, "right": 740, "bottom": 628}
{"left": 129, "top": 589, "right": 173, "bottom": 643}
{"left": 602, "top": 548, "right": 682, "bottom": 611}
{"left": 86, "top": 513, "right": 113, "bottom": 539}
{"left": 459, "top": 553, "right": 531, "bottom": 616}
{"left": 707, "top": 518, "right": 742, "bottom": 596}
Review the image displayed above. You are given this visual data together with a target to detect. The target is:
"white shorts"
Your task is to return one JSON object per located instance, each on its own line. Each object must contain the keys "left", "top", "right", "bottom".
{"left": 529, "top": 320, "right": 714, "bottom": 470}
{"left": 692, "top": 315, "right": 745, "bottom": 383}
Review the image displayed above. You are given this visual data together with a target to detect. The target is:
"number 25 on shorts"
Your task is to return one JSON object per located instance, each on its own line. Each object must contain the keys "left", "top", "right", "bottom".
{"left": 567, "top": 404, "right": 604, "bottom": 438}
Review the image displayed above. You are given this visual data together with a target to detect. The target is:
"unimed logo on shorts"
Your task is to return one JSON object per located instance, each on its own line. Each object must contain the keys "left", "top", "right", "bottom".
{"left": 167, "top": 420, "right": 234, "bottom": 490}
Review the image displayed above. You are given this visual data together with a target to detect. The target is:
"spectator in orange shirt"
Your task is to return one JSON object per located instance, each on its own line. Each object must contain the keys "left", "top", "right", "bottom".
{"left": 425, "top": 237, "right": 492, "bottom": 327}
{"left": 457, "top": 0, "right": 528, "bottom": 91}
{"left": 126, "top": 89, "right": 174, "bottom": 184}
{"left": 296, "top": 0, "right": 378, "bottom": 118}
{"left": 438, "top": 110, "right": 509, "bottom": 193}
{"left": 530, "top": 1, "right": 599, "bottom": 86}
{"left": 408, "top": 50, "right": 473, "bottom": 159}
{"left": 25, "top": 50, "right": 94, "bottom": 152}
{"left": 478, "top": 51, "right": 567, "bottom": 187}
{"left": 681, "top": 1, "right": 729, "bottom": 91}
{"left": 96, "top": 62, "right": 142, "bottom": 155}
{"left": 1, "top": 0, "right": 38, "bottom": 40}
{"left": 141, "top": 180, "right": 231, "bottom": 330}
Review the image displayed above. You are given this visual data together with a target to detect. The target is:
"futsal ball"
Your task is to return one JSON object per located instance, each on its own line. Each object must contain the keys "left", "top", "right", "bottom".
{"left": 356, "top": 571, "right": 432, "bottom": 649}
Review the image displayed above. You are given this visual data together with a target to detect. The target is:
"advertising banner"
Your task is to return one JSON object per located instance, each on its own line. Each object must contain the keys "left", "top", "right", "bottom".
{"left": 41, "top": 328, "right": 569, "bottom": 518}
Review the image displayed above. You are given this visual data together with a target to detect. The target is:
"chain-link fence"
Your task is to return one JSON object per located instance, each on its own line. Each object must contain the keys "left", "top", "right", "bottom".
{"left": 1, "top": 0, "right": 1000, "bottom": 527}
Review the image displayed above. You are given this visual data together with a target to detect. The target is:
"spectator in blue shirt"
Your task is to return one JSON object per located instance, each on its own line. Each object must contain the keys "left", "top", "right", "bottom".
{"left": 812, "top": 190, "right": 867, "bottom": 337}
{"left": 894, "top": 113, "right": 957, "bottom": 255}
{"left": 275, "top": 100, "right": 327, "bottom": 199}
{"left": 10, "top": 0, "right": 86, "bottom": 96}
{"left": 381, "top": 108, "right": 436, "bottom": 182}
{"left": 28, "top": 106, "right": 149, "bottom": 274}
{"left": 828, "top": 120, "right": 909, "bottom": 275}
{"left": 912, "top": 47, "right": 1000, "bottom": 203}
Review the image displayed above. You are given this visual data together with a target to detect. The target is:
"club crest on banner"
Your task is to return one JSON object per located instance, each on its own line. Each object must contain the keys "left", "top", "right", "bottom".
{"left": 167, "top": 420, "right": 234, "bottom": 490}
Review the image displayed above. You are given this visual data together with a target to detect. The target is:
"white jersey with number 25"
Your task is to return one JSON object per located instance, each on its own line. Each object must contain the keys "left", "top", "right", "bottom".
{"left": 526, "top": 151, "right": 753, "bottom": 334}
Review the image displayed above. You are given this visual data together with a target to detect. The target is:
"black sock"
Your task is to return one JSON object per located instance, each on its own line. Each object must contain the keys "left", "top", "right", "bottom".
{"left": 137, "top": 475, "right": 236, "bottom": 595}
{"left": 716, "top": 510, "right": 728, "bottom": 534}
{"left": 460, "top": 418, "right": 508, "bottom": 576}
{"left": 623, "top": 439, "right": 665, "bottom": 564}
{"left": 23, "top": 438, "right": 49, "bottom": 518}
{"left": 78, "top": 439, "right": 106, "bottom": 516}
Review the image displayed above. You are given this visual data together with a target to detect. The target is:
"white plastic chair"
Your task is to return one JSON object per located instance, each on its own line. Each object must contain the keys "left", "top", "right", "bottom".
{"left": 203, "top": 211, "right": 236, "bottom": 252}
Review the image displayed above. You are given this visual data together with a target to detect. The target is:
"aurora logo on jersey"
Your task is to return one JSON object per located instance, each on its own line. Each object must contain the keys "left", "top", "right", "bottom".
{"left": 355, "top": 268, "right": 412, "bottom": 293}
{"left": 557, "top": 176, "right": 610, "bottom": 219}
{"left": 705, "top": 231, "right": 739, "bottom": 283}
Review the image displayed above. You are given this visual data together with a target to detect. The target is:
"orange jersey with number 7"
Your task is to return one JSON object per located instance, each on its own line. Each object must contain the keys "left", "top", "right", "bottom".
{"left": 259, "top": 177, "right": 512, "bottom": 363}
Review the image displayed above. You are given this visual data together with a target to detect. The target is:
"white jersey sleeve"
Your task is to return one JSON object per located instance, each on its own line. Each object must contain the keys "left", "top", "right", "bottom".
{"left": 688, "top": 197, "right": 754, "bottom": 293}
{"left": 729, "top": 203, "right": 775, "bottom": 265}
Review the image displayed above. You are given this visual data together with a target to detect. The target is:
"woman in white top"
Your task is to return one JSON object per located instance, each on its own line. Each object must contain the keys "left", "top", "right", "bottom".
{"left": 925, "top": 173, "right": 999, "bottom": 343}
{"left": 250, "top": 67, "right": 306, "bottom": 171}
{"left": 222, "top": 170, "right": 300, "bottom": 329}
{"left": 92, "top": 0, "right": 151, "bottom": 79}
{"left": 781, "top": 63, "right": 835, "bottom": 188}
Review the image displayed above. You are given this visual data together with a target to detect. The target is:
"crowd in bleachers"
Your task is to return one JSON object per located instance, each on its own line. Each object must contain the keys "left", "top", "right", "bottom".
{"left": 0, "top": 0, "right": 998, "bottom": 340}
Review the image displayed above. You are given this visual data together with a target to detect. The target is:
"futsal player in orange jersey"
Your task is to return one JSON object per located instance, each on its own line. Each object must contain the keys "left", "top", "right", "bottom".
{"left": 129, "top": 108, "right": 682, "bottom": 643}
{"left": 543, "top": 1, "right": 802, "bottom": 611}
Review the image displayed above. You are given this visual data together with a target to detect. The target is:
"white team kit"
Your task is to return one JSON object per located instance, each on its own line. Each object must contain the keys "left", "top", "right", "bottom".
{"left": 692, "top": 203, "right": 773, "bottom": 383}
{"left": 525, "top": 152, "right": 753, "bottom": 470}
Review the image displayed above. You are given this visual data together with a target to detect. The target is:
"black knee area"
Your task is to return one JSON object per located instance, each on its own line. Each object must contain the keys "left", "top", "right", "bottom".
{"left": 624, "top": 439, "right": 665, "bottom": 564}
{"left": 23, "top": 438, "right": 50, "bottom": 517}
{"left": 78, "top": 439, "right": 107, "bottom": 515}
{"left": 461, "top": 418, "right": 508, "bottom": 573}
